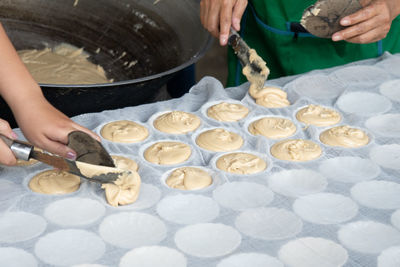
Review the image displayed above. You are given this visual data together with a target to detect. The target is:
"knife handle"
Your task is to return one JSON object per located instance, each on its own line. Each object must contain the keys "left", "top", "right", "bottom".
{"left": 0, "top": 134, "right": 33, "bottom": 161}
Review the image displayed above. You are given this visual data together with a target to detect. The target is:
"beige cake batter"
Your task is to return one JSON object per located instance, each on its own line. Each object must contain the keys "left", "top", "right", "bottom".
{"left": 153, "top": 111, "right": 201, "bottom": 134}
{"left": 101, "top": 120, "right": 149, "bottom": 143}
{"left": 16, "top": 158, "right": 38, "bottom": 167}
{"left": 166, "top": 167, "right": 213, "bottom": 190}
{"left": 101, "top": 171, "right": 141, "bottom": 207}
{"left": 250, "top": 86, "right": 291, "bottom": 108}
{"left": 248, "top": 117, "right": 297, "bottom": 139}
{"left": 242, "top": 49, "right": 270, "bottom": 95}
{"left": 18, "top": 44, "right": 111, "bottom": 84}
{"left": 111, "top": 155, "right": 138, "bottom": 172}
{"left": 270, "top": 139, "right": 322, "bottom": 161}
{"left": 296, "top": 105, "right": 341, "bottom": 126}
{"left": 216, "top": 152, "right": 267, "bottom": 175}
{"left": 207, "top": 102, "right": 249, "bottom": 122}
{"left": 196, "top": 128, "right": 243, "bottom": 152}
{"left": 320, "top": 125, "right": 369, "bottom": 148}
{"left": 144, "top": 141, "right": 192, "bottom": 165}
{"left": 29, "top": 170, "right": 81, "bottom": 195}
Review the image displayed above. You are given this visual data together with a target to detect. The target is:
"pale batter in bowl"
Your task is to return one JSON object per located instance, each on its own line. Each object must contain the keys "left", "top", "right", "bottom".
{"left": 270, "top": 139, "right": 322, "bottom": 161}
{"left": 248, "top": 117, "right": 296, "bottom": 139}
{"left": 196, "top": 128, "right": 243, "bottom": 152}
{"left": 101, "top": 120, "right": 149, "bottom": 143}
{"left": 320, "top": 125, "right": 369, "bottom": 148}
{"left": 166, "top": 167, "right": 212, "bottom": 190}
{"left": 216, "top": 152, "right": 267, "bottom": 175}
{"left": 153, "top": 111, "right": 201, "bottom": 134}
{"left": 144, "top": 141, "right": 192, "bottom": 165}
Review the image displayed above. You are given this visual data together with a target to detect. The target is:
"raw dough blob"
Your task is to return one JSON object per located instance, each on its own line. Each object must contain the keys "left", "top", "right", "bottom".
{"left": 320, "top": 125, "right": 369, "bottom": 148}
{"left": 111, "top": 155, "right": 138, "bottom": 172}
{"left": 101, "top": 120, "right": 149, "bottom": 143}
{"left": 153, "top": 111, "right": 201, "bottom": 134}
{"left": 207, "top": 102, "right": 249, "bottom": 122}
{"left": 101, "top": 172, "right": 141, "bottom": 207}
{"left": 271, "top": 139, "right": 322, "bottom": 161}
{"left": 296, "top": 104, "right": 341, "bottom": 126}
{"left": 166, "top": 167, "right": 213, "bottom": 190}
{"left": 196, "top": 128, "right": 243, "bottom": 152}
{"left": 18, "top": 43, "right": 111, "bottom": 84}
{"left": 29, "top": 170, "right": 81, "bottom": 194}
{"left": 248, "top": 117, "right": 296, "bottom": 139}
{"left": 144, "top": 142, "right": 192, "bottom": 165}
{"left": 242, "top": 49, "right": 270, "bottom": 94}
{"left": 250, "top": 86, "right": 291, "bottom": 108}
{"left": 216, "top": 152, "right": 267, "bottom": 175}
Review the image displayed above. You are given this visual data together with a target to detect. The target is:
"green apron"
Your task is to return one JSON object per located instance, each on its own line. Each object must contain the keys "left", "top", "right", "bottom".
{"left": 227, "top": 0, "right": 400, "bottom": 86}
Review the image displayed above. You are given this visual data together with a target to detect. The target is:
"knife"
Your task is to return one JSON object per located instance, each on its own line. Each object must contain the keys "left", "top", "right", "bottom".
{"left": 0, "top": 134, "right": 128, "bottom": 184}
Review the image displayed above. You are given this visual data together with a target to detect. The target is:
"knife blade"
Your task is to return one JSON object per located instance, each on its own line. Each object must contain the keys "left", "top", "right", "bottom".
{"left": 0, "top": 134, "right": 128, "bottom": 184}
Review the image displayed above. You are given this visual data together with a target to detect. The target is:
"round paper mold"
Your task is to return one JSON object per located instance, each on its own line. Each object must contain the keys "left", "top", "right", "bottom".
{"left": 0, "top": 211, "right": 47, "bottom": 243}
{"left": 338, "top": 221, "right": 400, "bottom": 254}
{"left": 378, "top": 246, "right": 400, "bottom": 267}
{"left": 392, "top": 210, "right": 400, "bottom": 230}
{"left": 366, "top": 114, "right": 400, "bottom": 138}
{"left": 319, "top": 156, "right": 380, "bottom": 183}
{"left": 351, "top": 181, "right": 400, "bottom": 210}
{"left": 287, "top": 74, "right": 346, "bottom": 99}
{"left": 370, "top": 144, "right": 400, "bottom": 170}
{"left": 235, "top": 207, "right": 302, "bottom": 240}
{"left": 331, "top": 65, "right": 391, "bottom": 85}
{"left": 174, "top": 223, "right": 241, "bottom": 258}
{"left": 278, "top": 237, "right": 348, "bottom": 267}
{"left": 212, "top": 182, "right": 274, "bottom": 211}
{"left": 380, "top": 79, "right": 400, "bottom": 102}
{"left": 0, "top": 180, "right": 25, "bottom": 212}
{"left": 336, "top": 92, "right": 392, "bottom": 116}
{"left": 44, "top": 197, "right": 105, "bottom": 226}
{"left": 140, "top": 140, "right": 193, "bottom": 166}
{"left": 268, "top": 169, "right": 328, "bottom": 198}
{"left": 217, "top": 253, "right": 283, "bottom": 267}
{"left": 0, "top": 247, "right": 37, "bottom": 267}
{"left": 201, "top": 100, "right": 250, "bottom": 123}
{"left": 120, "top": 246, "right": 187, "bottom": 267}
{"left": 34, "top": 229, "right": 105, "bottom": 266}
{"left": 156, "top": 194, "right": 220, "bottom": 225}
{"left": 293, "top": 193, "right": 358, "bottom": 224}
{"left": 99, "top": 212, "right": 167, "bottom": 249}
{"left": 161, "top": 166, "right": 216, "bottom": 192}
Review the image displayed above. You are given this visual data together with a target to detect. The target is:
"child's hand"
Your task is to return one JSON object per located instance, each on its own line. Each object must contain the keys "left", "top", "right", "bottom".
{"left": 0, "top": 118, "right": 18, "bottom": 166}
{"left": 14, "top": 98, "right": 100, "bottom": 160}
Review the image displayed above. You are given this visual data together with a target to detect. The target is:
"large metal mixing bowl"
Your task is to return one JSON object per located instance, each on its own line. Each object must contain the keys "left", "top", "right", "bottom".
{"left": 0, "top": 0, "right": 212, "bottom": 127}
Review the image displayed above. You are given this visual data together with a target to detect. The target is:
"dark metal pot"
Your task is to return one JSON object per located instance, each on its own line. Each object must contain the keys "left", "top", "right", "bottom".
{"left": 0, "top": 0, "right": 212, "bottom": 127}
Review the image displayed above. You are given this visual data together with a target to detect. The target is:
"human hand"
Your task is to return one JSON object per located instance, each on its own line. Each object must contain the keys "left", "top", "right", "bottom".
{"left": 332, "top": 0, "right": 400, "bottom": 43}
{"left": 13, "top": 98, "right": 100, "bottom": 160}
{"left": 200, "top": 0, "right": 248, "bottom": 46}
{"left": 0, "top": 118, "right": 18, "bottom": 166}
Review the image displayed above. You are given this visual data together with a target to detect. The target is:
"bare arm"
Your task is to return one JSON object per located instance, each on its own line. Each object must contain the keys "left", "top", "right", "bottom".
{"left": 0, "top": 23, "right": 99, "bottom": 165}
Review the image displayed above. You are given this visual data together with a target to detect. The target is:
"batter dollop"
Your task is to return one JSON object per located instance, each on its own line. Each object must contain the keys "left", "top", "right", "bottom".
{"left": 216, "top": 152, "right": 267, "bottom": 174}
{"left": 101, "top": 120, "right": 149, "bottom": 143}
{"left": 320, "top": 125, "right": 369, "bottom": 148}
{"left": 144, "top": 141, "right": 192, "bottom": 165}
{"left": 250, "top": 86, "right": 291, "bottom": 108}
{"left": 207, "top": 102, "right": 249, "bottom": 122}
{"left": 248, "top": 117, "right": 296, "bottom": 139}
{"left": 271, "top": 139, "right": 322, "bottom": 161}
{"left": 153, "top": 111, "right": 201, "bottom": 134}
{"left": 29, "top": 170, "right": 81, "bottom": 194}
{"left": 111, "top": 155, "right": 138, "bottom": 172}
{"left": 101, "top": 171, "right": 141, "bottom": 207}
{"left": 166, "top": 167, "right": 212, "bottom": 190}
{"left": 196, "top": 128, "right": 243, "bottom": 152}
{"left": 296, "top": 104, "right": 341, "bottom": 126}
{"left": 18, "top": 44, "right": 111, "bottom": 84}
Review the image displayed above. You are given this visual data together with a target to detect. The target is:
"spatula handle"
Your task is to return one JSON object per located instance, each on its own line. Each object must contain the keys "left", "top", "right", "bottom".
{"left": 0, "top": 134, "right": 33, "bottom": 161}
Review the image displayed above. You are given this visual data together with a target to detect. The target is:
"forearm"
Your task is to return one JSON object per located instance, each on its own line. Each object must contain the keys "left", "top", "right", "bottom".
{"left": 0, "top": 23, "right": 44, "bottom": 114}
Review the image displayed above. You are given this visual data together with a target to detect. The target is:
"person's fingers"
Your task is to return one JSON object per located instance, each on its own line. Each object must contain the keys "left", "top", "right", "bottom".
{"left": 340, "top": 3, "right": 378, "bottom": 27}
{"left": 0, "top": 118, "right": 17, "bottom": 165}
{"left": 232, "top": 0, "right": 248, "bottom": 31}
{"left": 206, "top": 0, "right": 221, "bottom": 38}
{"left": 220, "top": 0, "right": 235, "bottom": 45}
{"left": 344, "top": 25, "right": 389, "bottom": 44}
{"left": 0, "top": 118, "right": 17, "bottom": 139}
{"left": 40, "top": 135, "right": 77, "bottom": 160}
{"left": 332, "top": 14, "right": 381, "bottom": 41}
